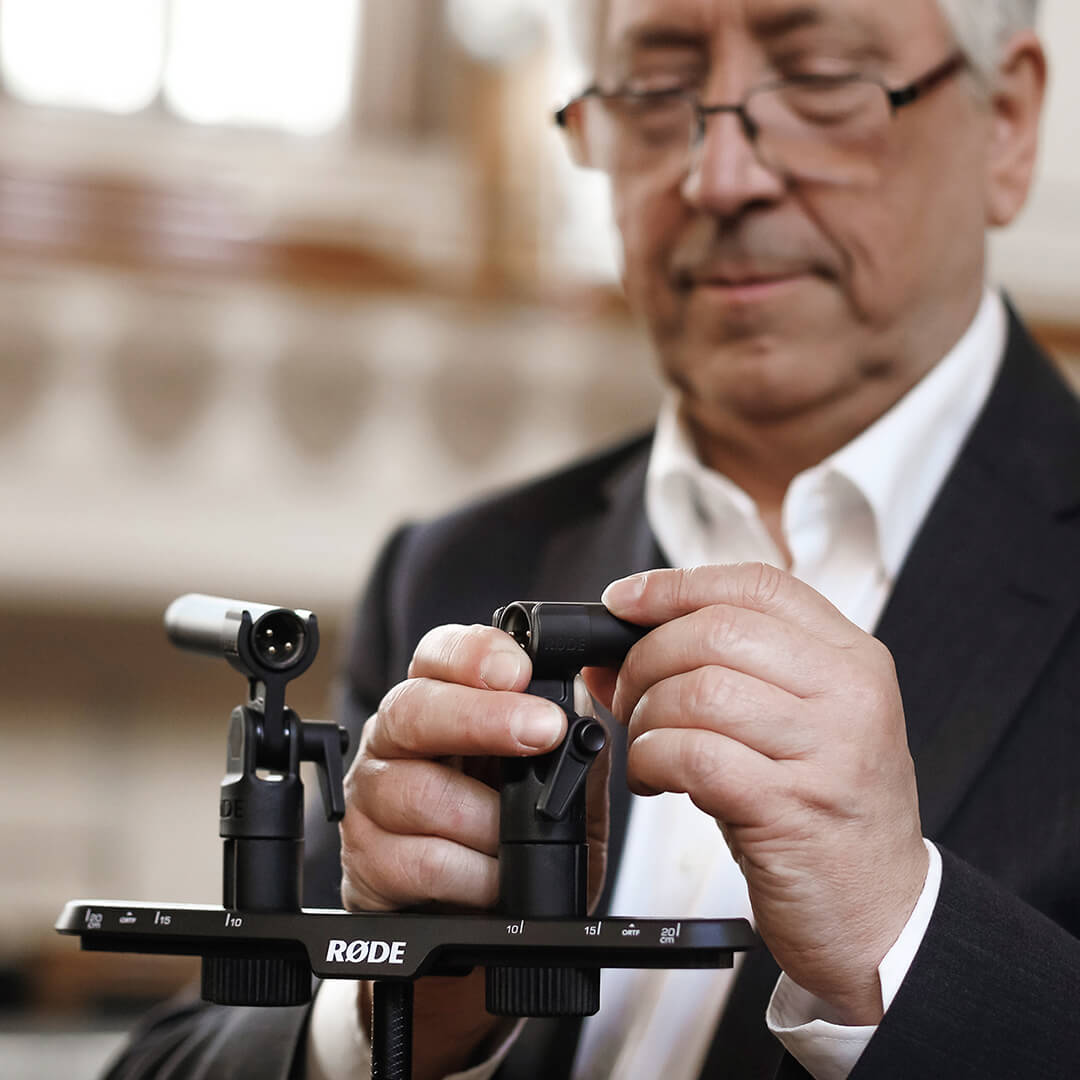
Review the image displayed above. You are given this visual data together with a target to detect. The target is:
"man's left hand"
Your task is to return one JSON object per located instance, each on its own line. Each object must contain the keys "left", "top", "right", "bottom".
{"left": 589, "top": 563, "right": 929, "bottom": 1026}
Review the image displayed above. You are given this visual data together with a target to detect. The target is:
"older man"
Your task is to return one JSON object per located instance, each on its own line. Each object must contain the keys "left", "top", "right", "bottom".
{"left": 107, "top": 1, "right": 1080, "bottom": 1079}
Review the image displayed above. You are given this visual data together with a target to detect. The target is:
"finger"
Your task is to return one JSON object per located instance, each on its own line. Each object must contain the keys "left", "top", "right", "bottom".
{"left": 365, "top": 679, "right": 566, "bottom": 759}
{"left": 345, "top": 756, "right": 500, "bottom": 856}
{"left": 602, "top": 563, "right": 858, "bottom": 646}
{"left": 626, "top": 726, "right": 780, "bottom": 827}
{"left": 626, "top": 666, "right": 807, "bottom": 761}
{"left": 340, "top": 814, "right": 498, "bottom": 911}
{"left": 581, "top": 666, "right": 617, "bottom": 711}
{"left": 587, "top": 756, "right": 610, "bottom": 911}
{"left": 408, "top": 624, "right": 532, "bottom": 691}
{"left": 571, "top": 674, "right": 610, "bottom": 837}
{"left": 573, "top": 673, "right": 599, "bottom": 719}
{"left": 611, "top": 603, "right": 833, "bottom": 722}
{"left": 584, "top": 729, "right": 611, "bottom": 912}
{"left": 586, "top": 740, "right": 610, "bottom": 852}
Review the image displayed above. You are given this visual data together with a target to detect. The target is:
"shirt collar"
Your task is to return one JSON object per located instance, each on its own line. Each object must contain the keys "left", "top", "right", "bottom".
{"left": 828, "top": 287, "right": 1007, "bottom": 577}
{"left": 645, "top": 288, "right": 1008, "bottom": 577}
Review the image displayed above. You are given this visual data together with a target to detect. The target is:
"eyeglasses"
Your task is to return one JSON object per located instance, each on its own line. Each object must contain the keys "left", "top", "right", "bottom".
{"left": 554, "top": 52, "right": 966, "bottom": 187}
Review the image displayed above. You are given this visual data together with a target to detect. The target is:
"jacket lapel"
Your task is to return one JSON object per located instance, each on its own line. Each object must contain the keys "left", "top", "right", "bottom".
{"left": 875, "top": 312, "right": 1080, "bottom": 835}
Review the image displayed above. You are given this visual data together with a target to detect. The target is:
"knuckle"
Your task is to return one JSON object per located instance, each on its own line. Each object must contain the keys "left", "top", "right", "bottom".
{"left": 409, "top": 625, "right": 451, "bottom": 677}
{"left": 338, "top": 801, "right": 368, "bottom": 860}
{"left": 375, "top": 679, "right": 424, "bottom": 753}
{"left": 627, "top": 687, "right": 655, "bottom": 741}
{"left": 340, "top": 816, "right": 395, "bottom": 908}
{"left": 674, "top": 566, "right": 702, "bottom": 610}
{"left": 343, "top": 744, "right": 380, "bottom": 806}
{"left": 441, "top": 624, "right": 496, "bottom": 679}
{"left": 838, "top": 650, "right": 898, "bottom": 724}
{"left": 367, "top": 836, "right": 415, "bottom": 906}
{"left": 702, "top": 604, "right": 742, "bottom": 657}
{"left": 683, "top": 665, "right": 735, "bottom": 720}
{"left": 680, "top": 733, "right": 724, "bottom": 790}
{"left": 412, "top": 841, "right": 453, "bottom": 901}
{"left": 414, "top": 766, "right": 464, "bottom": 832}
{"left": 617, "top": 649, "right": 645, "bottom": 708}
{"left": 742, "top": 561, "right": 784, "bottom": 607}
{"left": 867, "top": 635, "right": 899, "bottom": 678}
{"left": 625, "top": 729, "right": 662, "bottom": 790}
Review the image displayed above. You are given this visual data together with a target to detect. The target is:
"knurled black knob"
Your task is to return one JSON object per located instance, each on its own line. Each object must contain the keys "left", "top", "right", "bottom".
{"left": 485, "top": 965, "right": 600, "bottom": 1017}
{"left": 201, "top": 950, "right": 312, "bottom": 1006}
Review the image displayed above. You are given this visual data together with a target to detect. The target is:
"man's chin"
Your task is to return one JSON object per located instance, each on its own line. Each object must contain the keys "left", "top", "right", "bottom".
{"left": 659, "top": 331, "right": 855, "bottom": 425}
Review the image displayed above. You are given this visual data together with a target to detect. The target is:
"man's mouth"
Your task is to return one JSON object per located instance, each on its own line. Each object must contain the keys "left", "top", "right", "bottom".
{"left": 680, "top": 268, "right": 812, "bottom": 300}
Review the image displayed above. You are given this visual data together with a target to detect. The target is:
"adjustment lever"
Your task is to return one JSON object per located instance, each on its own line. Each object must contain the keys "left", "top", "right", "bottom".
{"left": 301, "top": 721, "right": 349, "bottom": 822}
{"left": 536, "top": 716, "right": 606, "bottom": 820}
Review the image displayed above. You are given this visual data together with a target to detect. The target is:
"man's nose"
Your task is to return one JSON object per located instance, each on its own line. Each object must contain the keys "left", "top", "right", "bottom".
{"left": 680, "top": 109, "right": 786, "bottom": 216}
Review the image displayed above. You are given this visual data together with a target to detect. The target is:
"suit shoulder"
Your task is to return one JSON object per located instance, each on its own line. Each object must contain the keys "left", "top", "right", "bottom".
{"left": 407, "top": 430, "right": 652, "bottom": 557}
{"left": 376, "top": 430, "right": 652, "bottom": 630}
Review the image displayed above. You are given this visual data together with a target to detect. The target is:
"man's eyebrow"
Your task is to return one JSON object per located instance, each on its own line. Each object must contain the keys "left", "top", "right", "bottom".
{"left": 750, "top": 5, "right": 829, "bottom": 39}
{"left": 609, "top": 22, "right": 708, "bottom": 71}
{"left": 619, "top": 25, "right": 706, "bottom": 51}
{"left": 749, "top": 4, "right": 883, "bottom": 44}
{"left": 608, "top": 8, "right": 884, "bottom": 71}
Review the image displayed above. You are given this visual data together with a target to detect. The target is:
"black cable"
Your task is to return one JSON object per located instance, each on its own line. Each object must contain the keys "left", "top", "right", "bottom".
{"left": 371, "top": 980, "right": 413, "bottom": 1080}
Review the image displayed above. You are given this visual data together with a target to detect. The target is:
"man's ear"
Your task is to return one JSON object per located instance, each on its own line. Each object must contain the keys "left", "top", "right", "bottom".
{"left": 985, "top": 31, "right": 1047, "bottom": 227}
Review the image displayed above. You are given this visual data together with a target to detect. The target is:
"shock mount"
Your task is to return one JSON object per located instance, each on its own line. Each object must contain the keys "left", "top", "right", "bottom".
{"left": 56, "top": 595, "right": 757, "bottom": 1080}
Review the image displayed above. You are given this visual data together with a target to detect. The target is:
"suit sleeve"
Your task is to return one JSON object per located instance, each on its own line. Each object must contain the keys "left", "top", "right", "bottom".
{"left": 101, "top": 994, "right": 311, "bottom": 1080}
{"left": 850, "top": 847, "right": 1080, "bottom": 1079}
{"left": 101, "top": 526, "right": 416, "bottom": 1079}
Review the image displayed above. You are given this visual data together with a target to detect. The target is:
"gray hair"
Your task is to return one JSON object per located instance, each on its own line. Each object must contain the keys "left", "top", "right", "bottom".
{"left": 937, "top": 0, "right": 1041, "bottom": 85}
{"left": 574, "top": 1, "right": 1041, "bottom": 86}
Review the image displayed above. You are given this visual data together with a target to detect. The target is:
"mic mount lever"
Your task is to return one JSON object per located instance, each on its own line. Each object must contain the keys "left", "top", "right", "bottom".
{"left": 536, "top": 715, "right": 607, "bottom": 821}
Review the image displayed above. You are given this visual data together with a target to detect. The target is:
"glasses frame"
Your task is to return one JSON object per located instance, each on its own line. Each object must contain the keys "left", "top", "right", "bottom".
{"left": 554, "top": 51, "right": 967, "bottom": 174}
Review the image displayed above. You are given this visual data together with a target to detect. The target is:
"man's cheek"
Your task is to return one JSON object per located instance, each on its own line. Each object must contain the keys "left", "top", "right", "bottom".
{"left": 618, "top": 230, "right": 680, "bottom": 332}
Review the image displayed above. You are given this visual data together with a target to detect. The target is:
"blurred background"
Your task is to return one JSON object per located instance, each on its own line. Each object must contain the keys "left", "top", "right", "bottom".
{"left": 1, "top": 2, "right": 1077, "bottom": 1076}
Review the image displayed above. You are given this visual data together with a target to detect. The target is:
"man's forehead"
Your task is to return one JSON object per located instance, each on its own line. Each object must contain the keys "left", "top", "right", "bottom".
{"left": 602, "top": 0, "right": 946, "bottom": 55}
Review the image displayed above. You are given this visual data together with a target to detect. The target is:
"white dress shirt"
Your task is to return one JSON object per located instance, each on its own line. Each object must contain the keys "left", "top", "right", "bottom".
{"left": 307, "top": 288, "right": 1008, "bottom": 1080}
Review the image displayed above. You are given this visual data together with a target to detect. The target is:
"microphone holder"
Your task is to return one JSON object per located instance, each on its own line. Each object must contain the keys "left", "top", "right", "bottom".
{"left": 56, "top": 596, "right": 757, "bottom": 1080}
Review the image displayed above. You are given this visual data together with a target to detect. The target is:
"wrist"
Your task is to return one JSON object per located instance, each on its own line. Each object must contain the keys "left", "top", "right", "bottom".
{"left": 799, "top": 837, "right": 934, "bottom": 1026}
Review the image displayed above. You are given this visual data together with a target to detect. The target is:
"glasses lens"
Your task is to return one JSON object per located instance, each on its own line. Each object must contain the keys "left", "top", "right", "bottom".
{"left": 747, "top": 78, "right": 892, "bottom": 185}
{"left": 567, "top": 79, "right": 893, "bottom": 186}
{"left": 578, "top": 92, "right": 695, "bottom": 178}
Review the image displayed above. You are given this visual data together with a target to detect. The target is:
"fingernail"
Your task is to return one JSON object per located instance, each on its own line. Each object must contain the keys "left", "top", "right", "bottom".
{"left": 480, "top": 649, "right": 526, "bottom": 690}
{"left": 511, "top": 704, "right": 565, "bottom": 750}
{"left": 601, "top": 574, "right": 646, "bottom": 611}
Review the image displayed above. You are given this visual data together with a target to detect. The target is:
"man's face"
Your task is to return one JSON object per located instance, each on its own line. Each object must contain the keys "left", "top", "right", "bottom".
{"left": 600, "top": 0, "right": 1000, "bottom": 433}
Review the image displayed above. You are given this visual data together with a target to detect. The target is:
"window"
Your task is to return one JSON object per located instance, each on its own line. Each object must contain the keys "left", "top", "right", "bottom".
{"left": 0, "top": 0, "right": 362, "bottom": 135}
{"left": 164, "top": 0, "right": 360, "bottom": 135}
{"left": 1, "top": 0, "right": 165, "bottom": 114}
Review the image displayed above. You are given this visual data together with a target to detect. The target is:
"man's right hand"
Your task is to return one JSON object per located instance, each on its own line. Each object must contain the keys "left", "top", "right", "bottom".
{"left": 339, "top": 623, "right": 608, "bottom": 1079}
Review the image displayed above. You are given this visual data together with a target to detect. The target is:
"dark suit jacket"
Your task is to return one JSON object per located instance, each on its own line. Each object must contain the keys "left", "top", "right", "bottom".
{"left": 106, "top": 309, "right": 1080, "bottom": 1080}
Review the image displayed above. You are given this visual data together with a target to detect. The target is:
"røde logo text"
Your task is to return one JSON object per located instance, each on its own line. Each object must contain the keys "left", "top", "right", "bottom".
{"left": 325, "top": 939, "right": 407, "bottom": 965}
